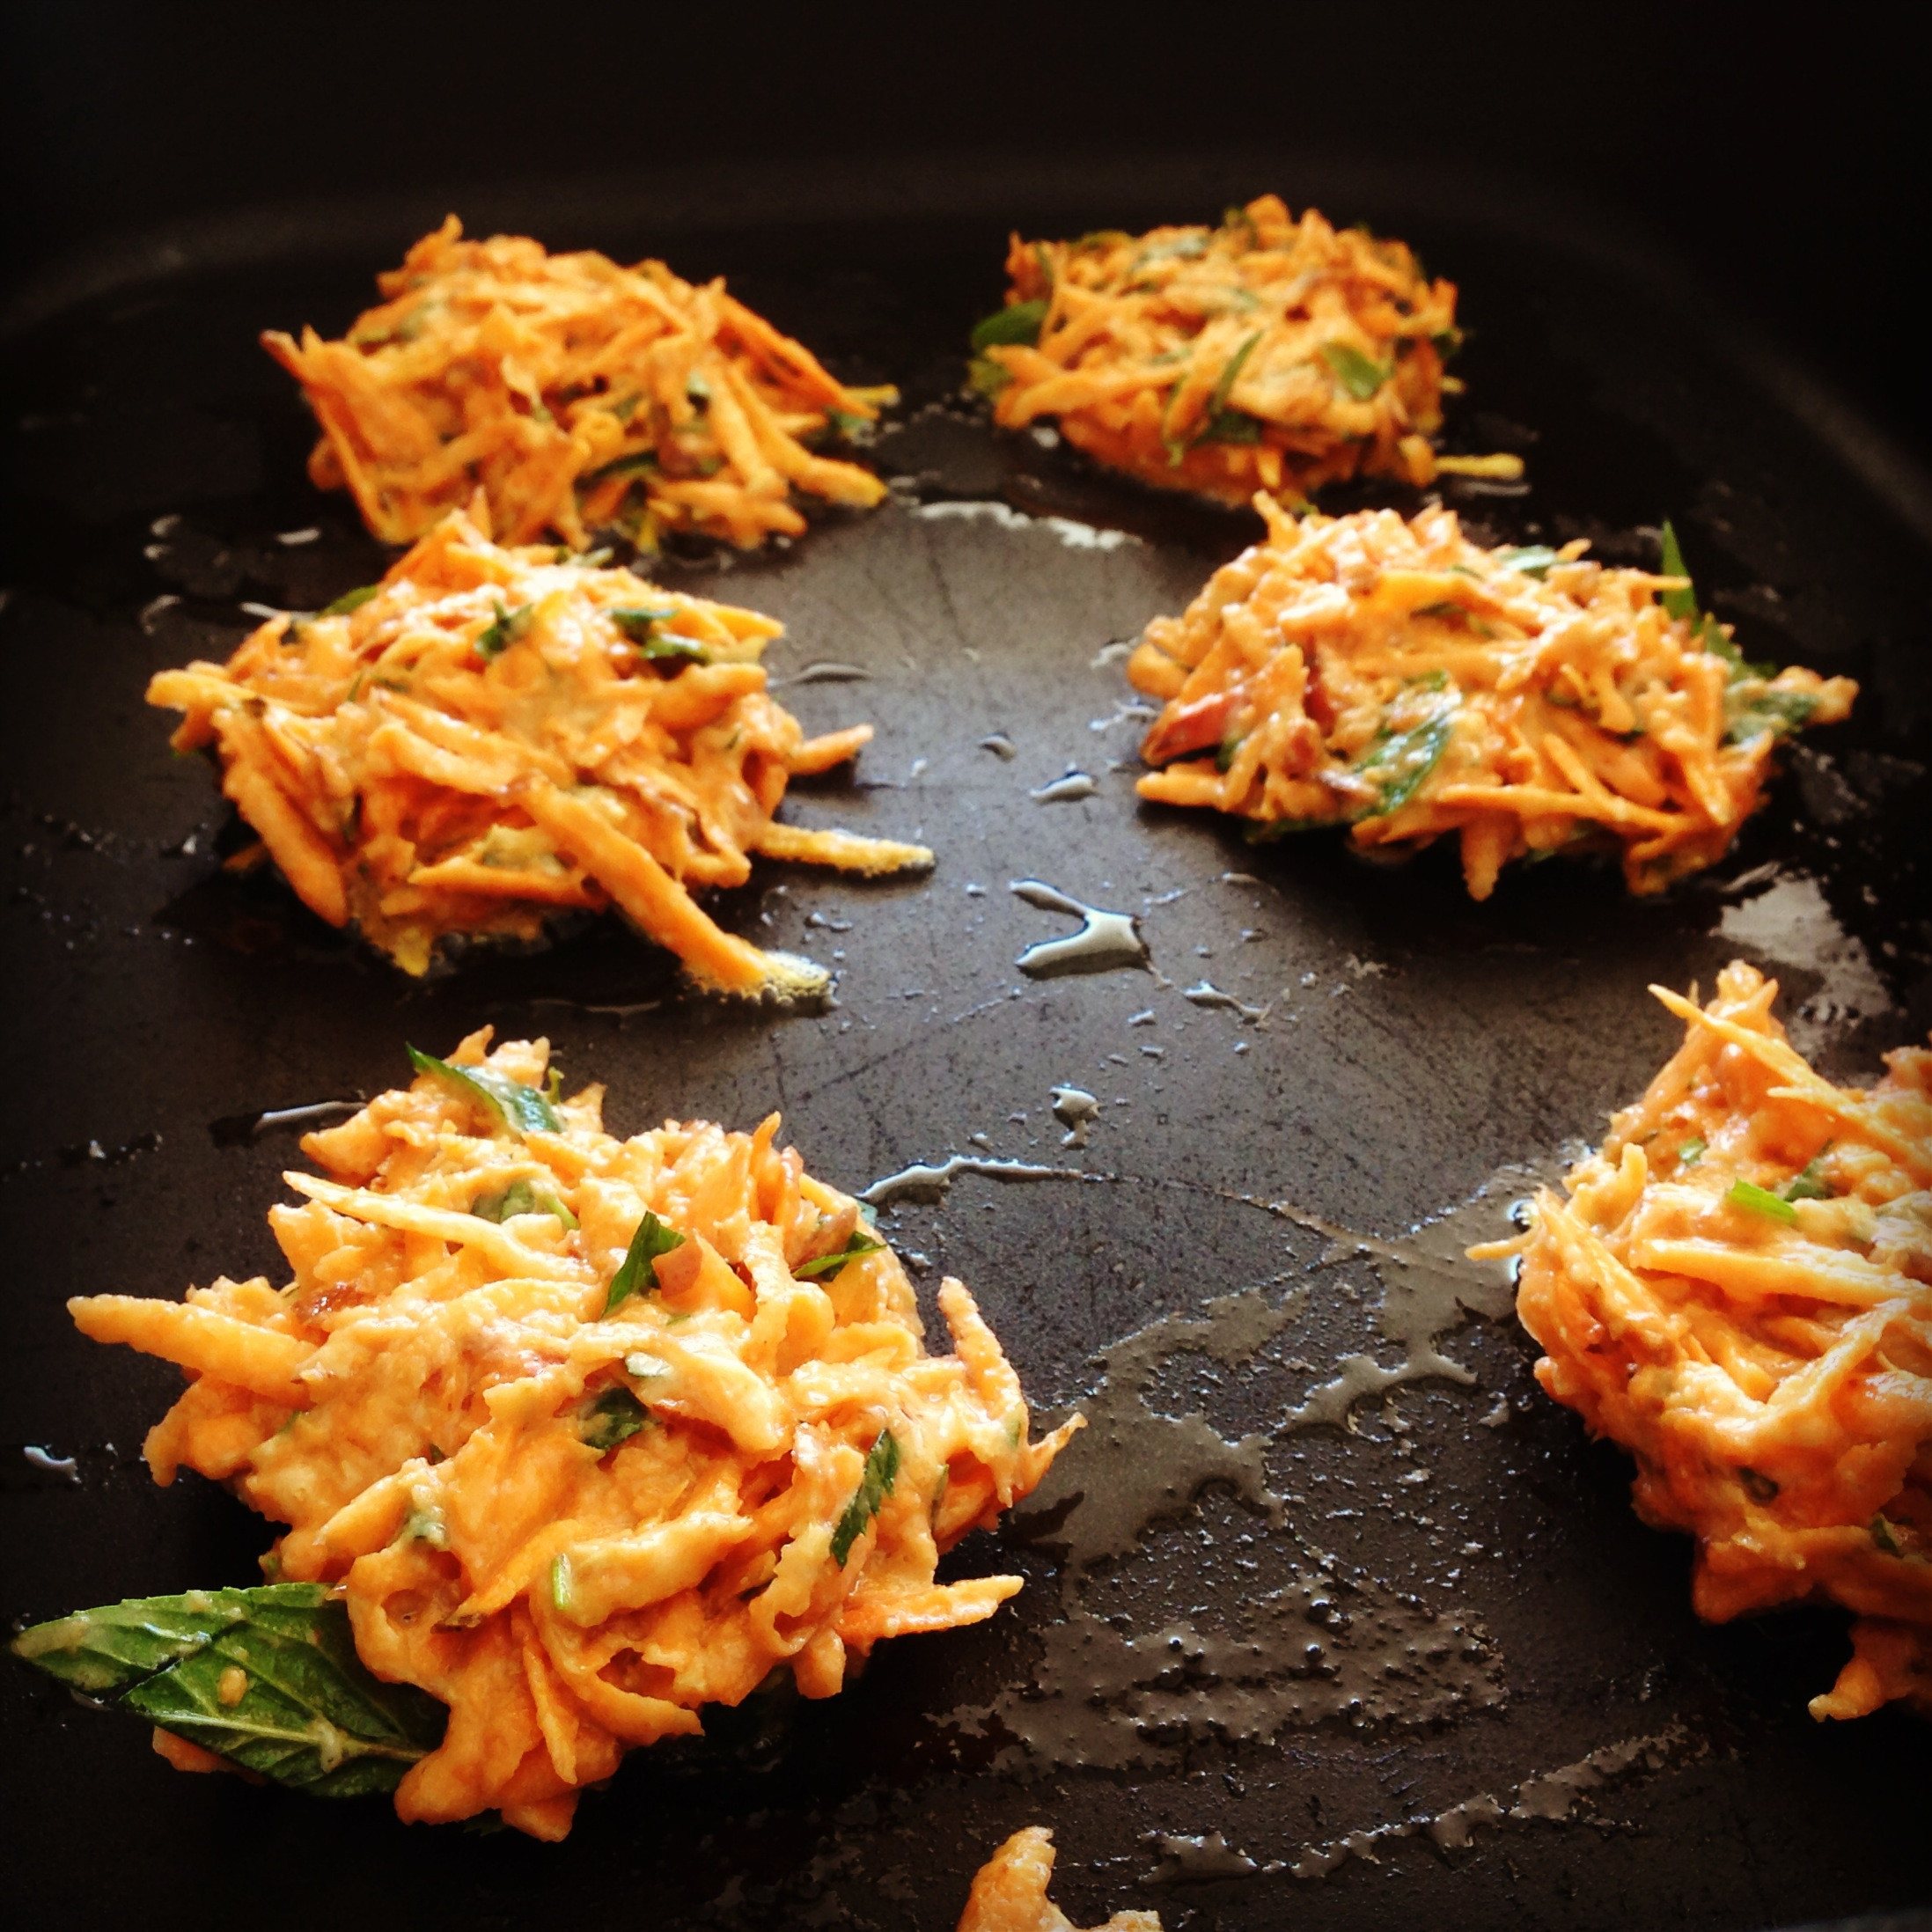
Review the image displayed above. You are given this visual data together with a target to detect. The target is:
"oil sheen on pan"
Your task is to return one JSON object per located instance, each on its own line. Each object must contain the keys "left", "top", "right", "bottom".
{"left": 1, "top": 159, "right": 1928, "bottom": 1931}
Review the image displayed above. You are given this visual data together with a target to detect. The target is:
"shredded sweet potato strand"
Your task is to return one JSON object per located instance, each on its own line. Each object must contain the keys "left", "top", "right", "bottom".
{"left": 977, "top": 195, "right": 1466, "bottom": 505}
{"left": 264, "top": 217, "right": 896, "bottom": 552}
{"left": 1502, "top": 964, "right": 1932, "bottom": 1721}
{"left": 959, "top": 1827, "right": 1161, "bottom": 1932}
{"left": 147, "top": 508, "right": 930, "bottom": 990}
{"left": 70, "top": 1033, "right": 1080, "bottom": 1839}
{"left": 1127, "top": 498, "right": 1855, "bottom": 898}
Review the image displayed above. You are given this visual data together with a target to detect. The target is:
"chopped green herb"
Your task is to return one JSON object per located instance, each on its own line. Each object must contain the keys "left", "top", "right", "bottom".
{"left": 603, "top": 1208, "right": 686, "bottom": 1315}
{"left": 1781, "top": 1153, "right": 1833, "bottom": 1202}
{"left": 824, "top": 408, "right": 869, "bottom": 438}
{"left": 1657, "top": 520, "right": 1699, "bottom": 621}
{"left": 1872, "top": 1515, "right": 1903, "bottom": 1556}
{"left": 1320, "top": 342, "right": 1392, "bottom": 400}
{"left": 1199, "top": 408, "right": 1264, "bottom": 444}
{"left": 475, "top": 599, "right": 533, "bottom": 660}
{"left": 1728, "top": 1179, "right": 1797, "bottom": 1224}
{"left": 470, "top": 1176, "right": 578, "bottom": 1229}
{"left": 406, "top": 1046, "right": 560, "bottom": 1137}
{"left": 610, "top": 606, "right": 712, "bottom": 667}
{"left": 793, "top": 1232, "right": 886, "bottom": 1280}
{"left": 549, "top": 1553, "right": 577, "bottom": 1615}
{"left": 970, "top": 300, "right": 1049, "bottom": 354}
{"left": 400, "top": 1505, "right": 448, "bottom": 1548}
{"left": 1430, "top": 327, "right": 1464, "bottom": 360}
{"left": 578, "top": 1386, "right": 650, "bottom": 1453}
{"left": 1495, "top": 545, "right": 1561, "bottom": 579}
{"left": 1201, "top": 332, "right": 1262, "bottom": 431}
{"left": 967, "top": 356, "right": 1013, "bottom": 399}
{"left": 320, "top": 584, "right": 381, "bottom": 618}
{"left": 610, "top": 393, "right": 643, "bottom": 423}
{"left": 830, "top": 1429, "right": 900, "bottom": 1566}
{"left": 588, "top": 450, "right": 661, "bottom": 481}
{"left": 1724, "top": 685, "right": 1818, "bottom": 745}
{"left": 1351, "top": 694, "right": 1457, "bottom": 818}
{"left": 1678, "top": 1136, "right": 1707, "bottom": 1165}
{"left": 10, "top": 1583, "right": 444, "bottom": 1796}
{"left": 1242, "top": 814, "right": 1327, "bottom": 844}
{"left": 1215, "top": 731, "right": 1245, "bottom": 774}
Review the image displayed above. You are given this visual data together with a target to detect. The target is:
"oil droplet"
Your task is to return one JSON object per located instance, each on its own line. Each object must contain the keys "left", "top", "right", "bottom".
{"left": 1050, "top": 1086, "right": 1100, "bottom": 1149}
{"left": 1029, "top": 771, "right": 1098, "bottom": 804}
{"left": 858, "top": 1153, "right": 1096, "bottom": 1208}
{"left": 1143, "top": 1832, "right": 1260, "bottom": 1884}
{"left": 21, "top": 1447, "right": 78, "bottom": 1482}
{"left": 775, "top": 661, "right": 871, "bottom": 687}
{"left": 1010, "top": 880, "right": 1150, "bottom": 978}
{"left": 1282, "top": 1725, "right": 1701, "bottom": 1878}
{"left": 209, "top": 1099, "right": 361, "bottom": 1147}
{"left": 1182, "top": 981, "right": 1270, "bottom": 1023}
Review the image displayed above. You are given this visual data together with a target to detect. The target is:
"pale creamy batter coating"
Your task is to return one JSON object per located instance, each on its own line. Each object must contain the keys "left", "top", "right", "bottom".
{"left": 67, "top": 1034, "right": 1077, "bottom": 1837}
{"left": 1500, "top": 964, "right": 1932, "bottom": 1719}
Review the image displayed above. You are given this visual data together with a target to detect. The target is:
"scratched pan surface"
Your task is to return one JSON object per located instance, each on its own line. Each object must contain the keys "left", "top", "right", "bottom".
{"left": 2, "top": 155, "right": 1929, "bottom": 1932}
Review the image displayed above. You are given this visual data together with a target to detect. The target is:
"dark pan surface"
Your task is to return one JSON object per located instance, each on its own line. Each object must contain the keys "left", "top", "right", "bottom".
{"left": 3, "top": 158, "right": 1929, "bottom": 1932}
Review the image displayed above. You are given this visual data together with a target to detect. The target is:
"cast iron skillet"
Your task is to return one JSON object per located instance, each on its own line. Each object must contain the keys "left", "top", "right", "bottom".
{"left": 2, "top": 152, "right": 1928, "bottom": 1932}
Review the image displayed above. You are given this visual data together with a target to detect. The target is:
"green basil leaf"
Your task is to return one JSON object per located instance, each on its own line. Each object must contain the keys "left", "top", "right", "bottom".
{"left": 970, "top": 299, "right": 1049, "bottom": 354}
{"left": 320, "top": 584, "right": 381, "bottom": 618}
{"left": 470, "top": 1177, "right": 578, "bottom": 1229}
{"left": 1678, "top": 1136, "right": 1707, "bottom": 1165}
{"left": 793, "top": 1231, "right": 886, "bottom": 1280}
{"left": 122, "top": 1598, "right": 444, "bottom": 1797}
{"left": 1495, "top": 545, "right": 1560, "bottom": 579}
{"left": 604, "top": 1208, "right": 686, "bottom": 1315}
{"left": 578, "top": 1386, "right": 650, "bottom": 1453}
{"left": 1320, "top": 342, "right": 1392, "bottom": 400}
{"left": 1657, "top": 520, "right": 1701, "bottom": 621}
{"left": 13, "top": 1583, "right": 444, "bottom": 1797}
{"left": 475, "top": 599, "right": 533, "bottom": 661}
{"left": 407, "top": 1046, "right": 561, "bottom": 1136}
{"left": 1728, "top": 1179, "right": 1797, "bottom": 1224}
{"left": 830, "top": 1429, "right": 900, "bottom": 1567}
{"left": 11, "top": 1584, "right": 286, "bottom": 1696}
